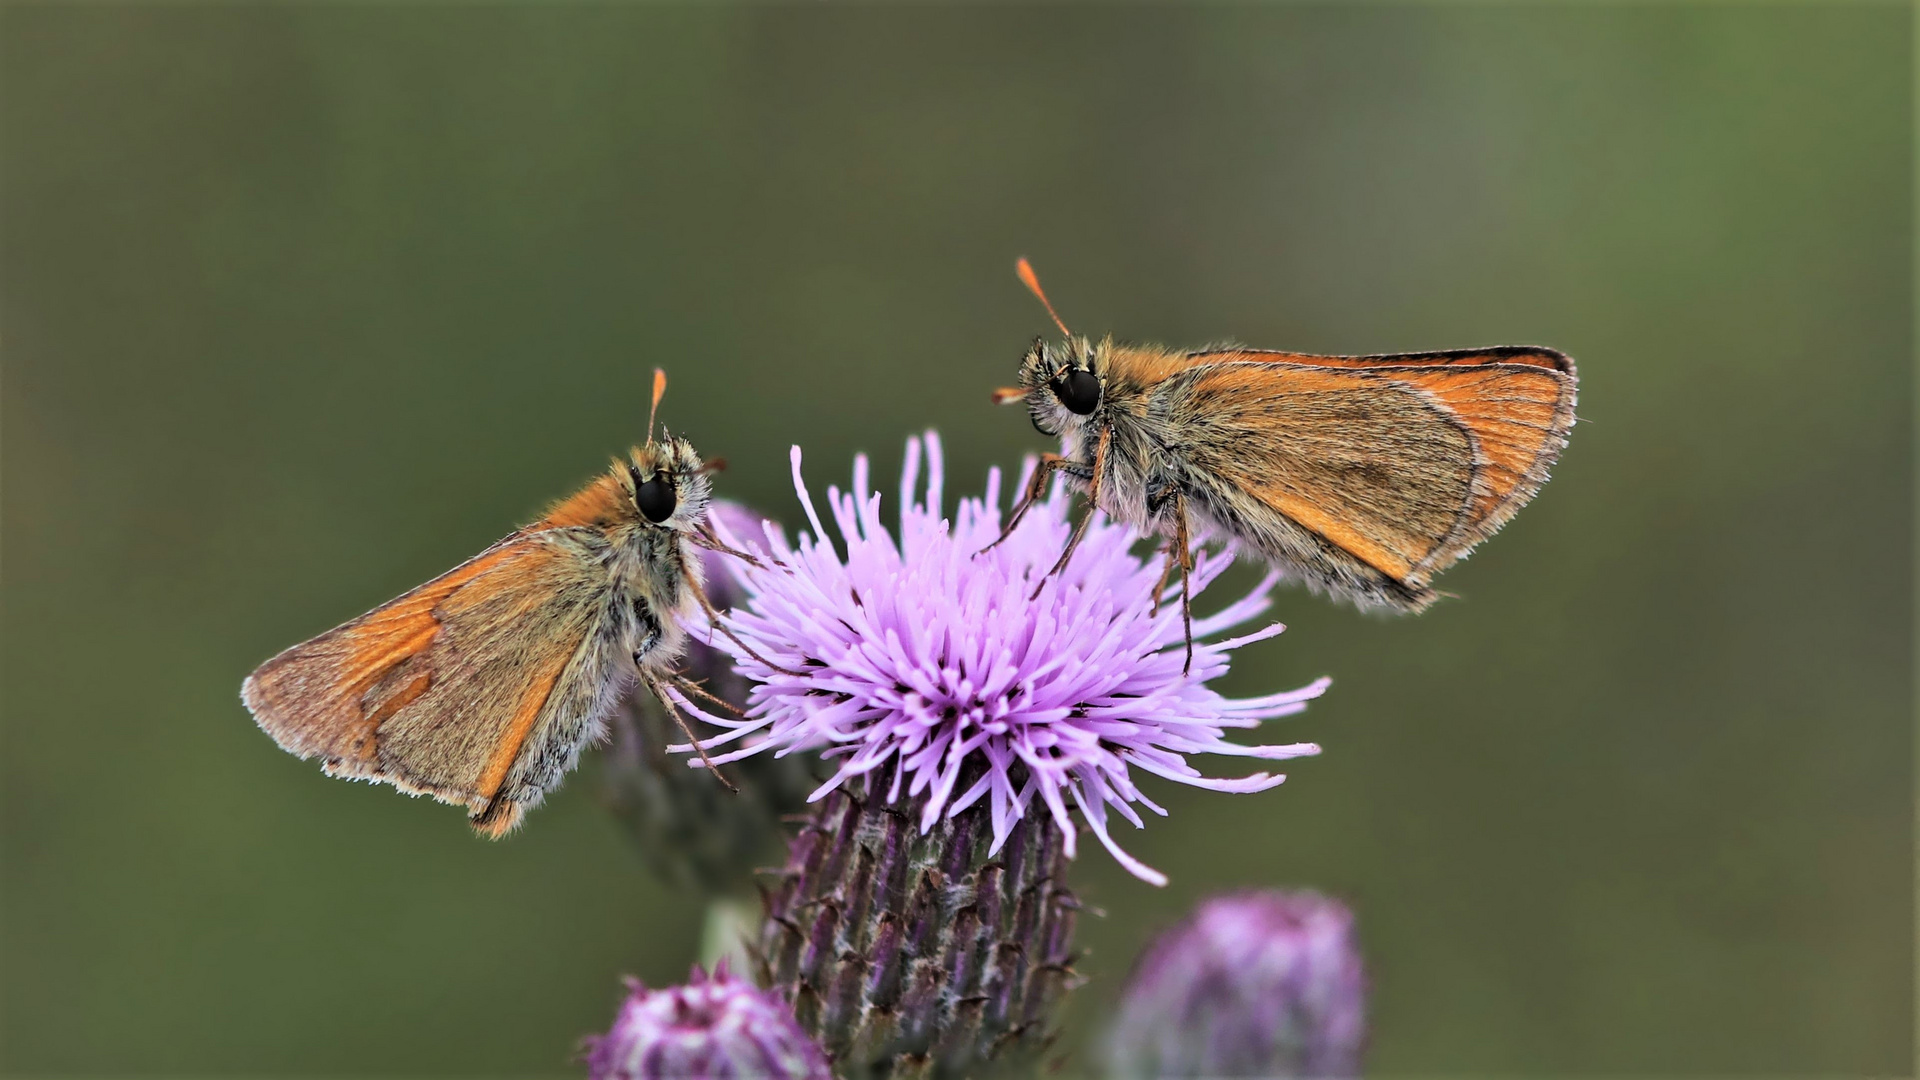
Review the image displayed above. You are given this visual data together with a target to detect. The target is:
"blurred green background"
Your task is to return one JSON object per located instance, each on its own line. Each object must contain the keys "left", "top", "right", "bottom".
{"left": 2, "top": 4, "right": 1910, "bottom": 1076}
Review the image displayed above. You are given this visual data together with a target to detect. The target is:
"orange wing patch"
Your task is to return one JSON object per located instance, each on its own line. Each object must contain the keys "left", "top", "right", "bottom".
{"left": 468, "top": 658, "right": 566, "bottom": 838}
{"left": 1392, "top": 364, "right": 1568, "bottom": 523}
{"left": 1253, "top": 481, "right": 1420, "bottom": 582}
{"left": 1218, "top": 347, "right": 1570, "bottom": 375}
{"left": 540, "top": 471, "right": 628, "bottom": 529}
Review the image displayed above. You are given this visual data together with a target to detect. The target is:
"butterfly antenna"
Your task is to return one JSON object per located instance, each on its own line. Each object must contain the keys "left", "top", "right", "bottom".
{"left": 1016, "top": 257, "right": 1072, "bottom": 339}
{"left": 647, "top": 368, "right": 667, "bottom": 445}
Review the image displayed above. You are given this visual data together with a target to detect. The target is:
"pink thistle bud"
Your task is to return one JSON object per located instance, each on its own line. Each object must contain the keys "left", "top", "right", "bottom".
{"left": 1107, "top": 890, "right": 1368, "bottom": 1078}
{"left": 583, "top": 960, "right": 830, "bottom": 1080}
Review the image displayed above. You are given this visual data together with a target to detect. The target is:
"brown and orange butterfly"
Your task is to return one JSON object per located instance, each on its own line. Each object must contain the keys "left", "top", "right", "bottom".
{"left": 241, "top": 371, "right": 753, "bottom": 836}
{"left": 989, "top": 259, "right": 1577, "bottom": 667}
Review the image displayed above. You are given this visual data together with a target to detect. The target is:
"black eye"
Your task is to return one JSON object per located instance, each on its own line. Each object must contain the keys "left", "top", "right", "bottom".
{"left": 1051, "top": 368, "right": 1101, "bottom": 415}
{"left": 635, "top": 473, "right": 677, "bottom": 523}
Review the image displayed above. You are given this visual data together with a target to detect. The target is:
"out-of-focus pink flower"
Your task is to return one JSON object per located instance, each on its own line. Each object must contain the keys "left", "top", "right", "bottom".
{"left": 1106, "top": 889, "right": 1367, "bottom": 1078}
{"left": 583, "top": 961, "right": 829, "bottom": 1080}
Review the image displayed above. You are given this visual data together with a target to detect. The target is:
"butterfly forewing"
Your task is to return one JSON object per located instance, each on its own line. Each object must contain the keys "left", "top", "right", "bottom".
{"left": 241, "top": 531, "right": 616, "bottom": 834}
{"left": 1173, "top": 347, "right": 1575, "bottom": 588}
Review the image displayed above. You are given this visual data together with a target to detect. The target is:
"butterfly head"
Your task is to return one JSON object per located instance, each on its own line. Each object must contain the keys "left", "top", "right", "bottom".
{"left": 622, "top": 436, "right": 712, "bottom": 531}
{"left": 1001, "top": 335, "right": 1107, "bottom": 438}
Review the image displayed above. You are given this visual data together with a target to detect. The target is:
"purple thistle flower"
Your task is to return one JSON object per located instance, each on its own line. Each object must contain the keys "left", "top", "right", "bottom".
{"left": 1106, "top": 890, "right": 1368, "bottom": 1079}
{"left": 583, "top": 960, "right": 831, "bottom": 1080}
{"left": 675, "top": 432, "right": 1328, "bottom": 885}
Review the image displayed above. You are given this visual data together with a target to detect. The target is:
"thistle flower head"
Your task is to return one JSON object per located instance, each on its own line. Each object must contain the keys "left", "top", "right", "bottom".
{"left": 679, "top": 433, "right": 1328, "bottom": 885}
{"left": 1106, "top": 890, "right": 1367, "bottom": 1078}
{"left": 583, "top": 961, "right": 830, "bottom": 1080}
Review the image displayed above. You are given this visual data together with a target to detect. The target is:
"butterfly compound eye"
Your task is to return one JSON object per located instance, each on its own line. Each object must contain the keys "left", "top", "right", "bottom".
{"left": 1052, "top": 368, "right": 1101, "bottom": 415}
{"left": 636, "top": 473, "right": 677, "bottom": 523}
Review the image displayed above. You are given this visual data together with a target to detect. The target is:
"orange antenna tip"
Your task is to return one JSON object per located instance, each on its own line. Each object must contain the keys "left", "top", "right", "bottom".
{"left": 991, "top": 387, "right": 1029, "bottom": 405}
{"left": 1015, "top": 256, "right": 1043, "bottom": 295}
{"left": 647, "top": 368, "right": 668, "bottom": 443}
{"left": 1015, "top": 256, "right": 1072, "bottom": 339}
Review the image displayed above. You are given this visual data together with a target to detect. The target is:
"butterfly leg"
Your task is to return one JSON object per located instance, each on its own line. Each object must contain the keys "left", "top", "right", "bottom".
{"left": 672, "top": 673, "right": 746, "bottom": 717}
{"left": 682, "top": 560, "right": 807, "bottom": 677}
{"left": 1144, "top": 482, "right": 1179, "bottom": 615}
{"left": 689, "top": 518, "right": 776, "bottom": 571}
{"left": 978, "top": 452, "right": 1072, "bottom": 556}
{"left": 642, "top": 670, "right": 739, "bottom": 793}
{"left": 1149, "top": 539, "right": 1180, "bottom": 616}
{"left": 1171, "top": 488, "right": 1196, "bottom": 675}
{"left": 1029, "top": 423, "right": 1112, "bottom": 600}
{"left": 1144, "top": 480, "right": 1197, "bottom": 670}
